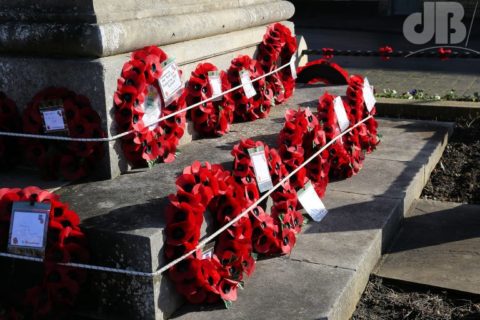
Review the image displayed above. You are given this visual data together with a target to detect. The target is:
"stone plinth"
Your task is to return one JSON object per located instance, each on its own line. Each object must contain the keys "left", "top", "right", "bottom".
{"left": 0, "top": 0, "right": 296, "bottom": 179}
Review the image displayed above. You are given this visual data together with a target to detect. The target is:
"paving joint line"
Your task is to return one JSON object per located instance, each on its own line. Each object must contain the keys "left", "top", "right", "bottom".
{"left": 289, "top": 257, "right": 356, "bottom": 272}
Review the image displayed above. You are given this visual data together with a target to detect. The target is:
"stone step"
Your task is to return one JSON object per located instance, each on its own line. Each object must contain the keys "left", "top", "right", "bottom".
{"left": 374, "top": 199, "right": 480, "bottom": 295}
{"left": 46, "top": 84, "right": 453, "bottom": 320}
{"left": 171, "top": 120, "right": 453, "bottom": 320}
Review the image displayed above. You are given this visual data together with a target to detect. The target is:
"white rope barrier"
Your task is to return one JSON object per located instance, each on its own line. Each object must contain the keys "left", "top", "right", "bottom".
{"left": 0, "top": 114, "right": 373, "bottom": 277}
{"left": 0, "top": 62, "right": 292, "bottom": 142}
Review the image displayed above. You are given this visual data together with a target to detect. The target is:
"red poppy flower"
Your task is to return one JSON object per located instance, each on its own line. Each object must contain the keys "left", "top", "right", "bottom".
{"left": 379, "top": 46, "right": 393, "bottom": 61}
{"left": 438, "top": 47, "right": 452, "bottom": 60}
{"left": 322, "top": 47, "right": 335, "bottom": 59}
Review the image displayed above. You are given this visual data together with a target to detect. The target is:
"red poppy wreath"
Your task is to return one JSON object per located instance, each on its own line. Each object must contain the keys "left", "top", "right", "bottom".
{"left": 0, "top": 92, "right": 21, "bottom": 169}
{"left": 185, "top": 63, "right": 235, "bottom": 137}
{"left": 231, "top": 139, "right": 302, "bottom": 255}
{"left": 0, "top": 187, "right": 89, "bottom": 320}
{"left": 227, "top": 55, "right": 273, "bottom": 122}
{"left": 278, "top": 108, "right": 330, "bottom": 198}
{"left": 165, "top": 161, "right": 255, "bottom": 305}
{"left": 114, "top": 46, "right": 186, "bottom": 167}
{"left": 256, "top": 23, "right": 297, "bottom": 104}
{"left": 22, "top": 87, "right": 105, "bottom": 181}
{"left": 317, "top": 92, "right": 365, "bottom": 180}
{"left": 345, "top": 75, "right": 380, "bottom": 154}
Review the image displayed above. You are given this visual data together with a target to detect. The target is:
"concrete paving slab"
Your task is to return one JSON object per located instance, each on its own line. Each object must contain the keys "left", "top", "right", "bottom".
{"left": 328, "top": 158, "right": 425, "bottom": 215}
{"left": 291, "top": 191, "right": 402, "bottom": 271}
{"left": 375, "top": 199, "right": 480, "bottom": 295}
{"left": 172, "top": 257, "right": 354, "bottom": 320}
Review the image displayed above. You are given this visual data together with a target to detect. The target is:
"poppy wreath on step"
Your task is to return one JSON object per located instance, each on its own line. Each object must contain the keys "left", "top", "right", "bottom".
{"left": 0, "top": 92, "right": 21, "bottom": 170}
{"left": 22, "top": 87, "right": 105, "bottom": 181}
{"left": 346, "top": 75, "right": 380, "bottom": 154}
{"left": 278, "top": 108, "right": 330, "bottom": 198}
{"left": 256, "top": 23, "right": 297, "bottom": 104}
{"left": 185, "top": 63, "right": 235, "bottom": 137}
{"left": 231, "top": 139, "right": 302, "bottom": 255}
{"left": 317, "top": 92, "right": 363, "bottom": 180}
{"left": 165, "top": 161, "right": 255, "bottom": 305}
{"left": 0, "top": 187, "right": 89, "bottom": 320}
{"left": 114, "top": 46, "right": 186, "bottom": 167}
{"left": 227, "top": 55, "right": 273, "bottom": 122}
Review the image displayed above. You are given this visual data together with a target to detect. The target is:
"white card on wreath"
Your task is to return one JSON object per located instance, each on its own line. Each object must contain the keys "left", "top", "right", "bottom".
{"left": 248, "top": 146, "right": 273, "bottom": 193}
{"left": 159, "top": 59, "right": 183, "bottom": 105}
{"left": 297, "top": 181, "right": 328, "bottom": 222}
{"left": 8, "top": 201, "right": 50, "bottom": 258}
{"left": 240, "top": 69, "right": 257, "bottom": 99}
{"left": 208, "top": 71, "right": 223, "bottom": 101}
{"left": 142, "top": 84, "right": 162, "bottom": 130}
{"left": 333, "top": 96, "right": 350, "bottom": 132}
{"left": 290, "top": 55, "right": 298, "bottom": 80}
{"left": 41, "top": 108, "right": 66, "bottom": 132}
{"left": 363, "top": 77, "right": 376, "bottom": 112}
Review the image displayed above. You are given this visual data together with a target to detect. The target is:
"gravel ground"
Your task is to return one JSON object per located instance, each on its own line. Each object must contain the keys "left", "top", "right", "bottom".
{"left": 352, "top": 276, "right": 480, "bottom": 320}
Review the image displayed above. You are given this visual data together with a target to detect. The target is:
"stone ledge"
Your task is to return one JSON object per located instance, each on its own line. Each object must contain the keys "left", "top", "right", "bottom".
{"left": 0, "top": 1, "right": 295, "bottom": 57}
{"left": 0, "top": 0, "right": 277, "bottom": 24}
{"left": 376, "top": 97, "right": 480, "bottom": 121}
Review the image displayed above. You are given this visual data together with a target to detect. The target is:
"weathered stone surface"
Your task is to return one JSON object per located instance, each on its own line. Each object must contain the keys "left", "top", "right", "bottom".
{"left": 173, "top": 258, "right": 355, "bottom": 320}
{"left": 0, "top": 23, "right": 297, "bottom": 179}
{"left": 291, "top": 191, "right": 402, "bottom": 270}
{"left": 0, "top": 0, "right": 277, "bottom": 24}
{"left": 375, "top": 199, "right": 480, "bottom": 295}
{"left": 0, "top": 2, "right": 295, "bottom": 57}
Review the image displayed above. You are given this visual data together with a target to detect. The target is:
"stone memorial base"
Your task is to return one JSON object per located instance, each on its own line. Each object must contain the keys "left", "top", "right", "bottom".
{"left": 0, "top": 0, "right": 298, "bottom": 180}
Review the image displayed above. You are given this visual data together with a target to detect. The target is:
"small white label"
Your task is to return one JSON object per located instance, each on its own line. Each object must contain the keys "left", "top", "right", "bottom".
{"left": 41, "top": 108, "right": 66, "bottom": 132}
{"left": 290, "top": 55, "right": 298, "bottom": 80}
{"left": 201, "top": 242, "right": 215, "bottom": 260}
{"left": 141, "top": 84, "right": 162, "bottom": 130}
{"left": 333, "top": 96, "right": 350, "bottom": 132}
{"left": 363, "top": 77, "right": 376, "bottom": 112}
{"left": 240, "top": 69, "right": 257, "bottom": 99}
{"left": 248, "top": 147, "right": 273, "bottom": 193}
{"left": 208, "top": 71, "right": 223, "bottom": 101}
{"left": 159, "top": 59, "right": 183, "bottom": 105}
{"left": 297, "top": 182, "right": 328, "bottom": 222}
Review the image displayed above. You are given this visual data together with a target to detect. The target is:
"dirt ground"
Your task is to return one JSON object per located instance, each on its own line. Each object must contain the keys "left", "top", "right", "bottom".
{"left": 352, "top": 276, "right": 480, "bottom": 320}
{"left": 421, "top": 117, "right": 480, "bottom": 204}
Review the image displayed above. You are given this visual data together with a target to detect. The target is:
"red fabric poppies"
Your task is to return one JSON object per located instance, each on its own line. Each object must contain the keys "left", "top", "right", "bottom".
{"left": 227, "top": 55, "right": 272, "bottom": 122}
{"left": 231, "top": 139, "right": 301, "bottom": 255}
{"left": 21, "top": 87, "right": 105, "bottom": 181}
{"left": 186, "top": 63, "right": 235, "bottom": 137}
{"left": 165, "top": 161, "right": 255, "bottom": 305}
{"left": 257, "top": 23, "right": 297, "bottom": 104}
{"left": 0, "top": 187, "right": 89, "bottom": 319}
{"left": 114, "top": 46, "right": 186, "bottom": 167}
{"left": 0, "top": 92, "right": 21, "bottom": 169}
{"left": 278, "top": 108, "right": 330, "bottom": 198}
